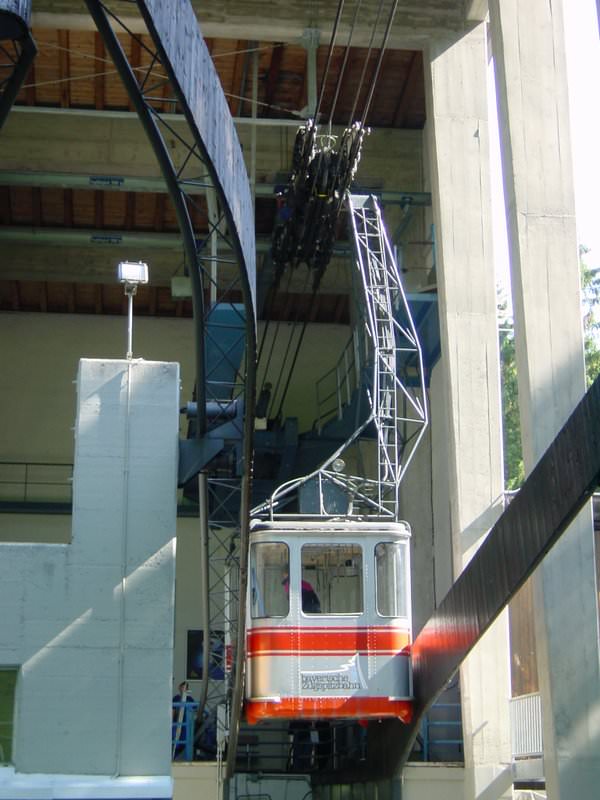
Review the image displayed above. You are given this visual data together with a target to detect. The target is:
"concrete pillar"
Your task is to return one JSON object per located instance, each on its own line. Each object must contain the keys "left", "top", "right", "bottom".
{"left": 424, "top": 24, "right": 512, "bottom": 798}
{"left": 489, "top": 1, "right": 600, "bottom": 796}
{"left": 0, "top": 359, "right": 179, "bottom": 781}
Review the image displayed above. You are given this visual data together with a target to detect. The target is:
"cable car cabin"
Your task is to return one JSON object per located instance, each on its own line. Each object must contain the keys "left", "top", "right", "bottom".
{"left": 245, "top": 519, "right": 413, "bottom": 725}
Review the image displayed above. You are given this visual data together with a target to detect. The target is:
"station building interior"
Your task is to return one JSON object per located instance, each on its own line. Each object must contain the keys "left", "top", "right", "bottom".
{"left": 1, "top": 2, "right": 599, "bottom": 800}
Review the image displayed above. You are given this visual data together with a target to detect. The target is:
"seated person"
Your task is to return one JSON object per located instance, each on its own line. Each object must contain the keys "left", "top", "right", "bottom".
{"left": 282, "top": 572, "right": 321, "bottom": 613}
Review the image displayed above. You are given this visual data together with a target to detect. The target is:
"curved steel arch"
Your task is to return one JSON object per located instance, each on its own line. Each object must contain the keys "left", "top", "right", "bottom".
{"left": 85, "top": 0, "right": 256, "bottom": 782}
{"left": 138, "top": 0, "right": 256, "bottom": 320}
{"left": 0, "top": 0, "right": 37, "bottom": 132}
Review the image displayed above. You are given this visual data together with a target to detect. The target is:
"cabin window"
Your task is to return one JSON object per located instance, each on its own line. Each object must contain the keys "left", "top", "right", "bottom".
{"left": 375, "top": 541, "right": 408, "bottom": 617}
{"left": 301, "top": 544, "right": 363, "bottom": 614}
{"left": 250, "top": 542, "right": 289, "bottom": 618}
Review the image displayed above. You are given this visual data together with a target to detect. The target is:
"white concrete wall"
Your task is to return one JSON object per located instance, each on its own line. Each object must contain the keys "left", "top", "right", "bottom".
{"left": 401, "top": 765, "right": 464, "bottom": 799}
{"left": 424, "top": 22, "right": 512, "bottom": 799}
{"left": 490, "top": 1, "right": 600, "bottom": 796}
{"left": 0, "top": 359, "right": 179, "bottom": 777}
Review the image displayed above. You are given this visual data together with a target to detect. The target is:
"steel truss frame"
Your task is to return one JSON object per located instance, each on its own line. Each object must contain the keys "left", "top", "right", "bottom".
{"left": 258, "top": 194, "right": 427, "bottom": 522}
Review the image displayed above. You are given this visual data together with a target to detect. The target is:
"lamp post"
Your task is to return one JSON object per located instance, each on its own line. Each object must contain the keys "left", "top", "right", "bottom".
{"left": 118, "top": 261, "right": 148, "bottom": 359}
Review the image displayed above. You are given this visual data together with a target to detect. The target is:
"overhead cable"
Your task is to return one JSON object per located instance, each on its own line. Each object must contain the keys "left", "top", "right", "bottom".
{"left": 327, "top": 0, "right": 363, "bottom": 129}
{"left": 347, "top": 0, "right": 386, "bottom": 125}
{"left": 315, "top": 0, "right": 345, "bottom": 122}
{"left": 360, "top": 0, "right": 399, "bottom": 124}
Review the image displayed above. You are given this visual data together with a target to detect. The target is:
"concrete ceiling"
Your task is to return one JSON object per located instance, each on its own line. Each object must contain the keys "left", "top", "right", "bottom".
{"left": 31, "top": 2, "right": 487, "bottom": 46}
{"left": 0, "top": 0, "right": 455, "bottom": 318}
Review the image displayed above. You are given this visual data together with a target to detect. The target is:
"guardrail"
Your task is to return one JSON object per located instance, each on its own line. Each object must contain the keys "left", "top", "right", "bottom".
{"left": 420, "top": 702, "right": 463, "bottom": 762}
{"left": 315, "top": 329, "right": 367, "bottom": 433}
{"left": 510, "top": 692, "right": 543, "bottom": 759}
{"left": 0, "top": 461, "right": 73, "bottom": 504}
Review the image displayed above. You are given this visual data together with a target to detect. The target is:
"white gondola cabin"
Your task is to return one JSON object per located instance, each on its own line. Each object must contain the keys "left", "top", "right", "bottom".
{"left": 245, "top": 519, "right": 413, "bottom": 724}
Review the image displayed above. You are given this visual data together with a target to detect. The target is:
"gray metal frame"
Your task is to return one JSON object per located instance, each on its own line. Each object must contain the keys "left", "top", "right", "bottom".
{"left": 256, "top": 194, "right": 428, "bottom": 522}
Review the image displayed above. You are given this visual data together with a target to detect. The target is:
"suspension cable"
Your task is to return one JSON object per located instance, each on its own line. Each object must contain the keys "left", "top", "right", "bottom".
{"left": 360, "top": 0, "right": 399, "bottom": 124}
{"left": 274, "top": 287, "right": 318, "bottom": 421}
{"left": 266, "top": 268, "right": 312, "bottom": 418}
{"left": 327, "top": 0, "right": 363, "bottom": 129}
{"left": 347, "top": 0, "right": 386, "bottom": 125}
{"left": 315, "top": 0, "right": 346, "bottom": 122}
{"left": 257, "top": 267, "right": 296, "bottom": 398}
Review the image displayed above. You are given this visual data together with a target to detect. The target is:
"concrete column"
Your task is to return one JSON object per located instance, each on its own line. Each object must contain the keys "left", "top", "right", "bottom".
{"left": 0, "top": 359, "right": 179, "bottom": 780}
{"left": 489, "top": 1, "right": 600, "bottom": 796}
{"left": 424, "top": 24, "right": 512, "bottom": 798}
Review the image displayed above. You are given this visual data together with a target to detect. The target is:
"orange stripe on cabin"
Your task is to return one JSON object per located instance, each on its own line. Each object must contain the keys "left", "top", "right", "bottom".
{"left": 247, "top": 627, "right": 410, "bottom": 655}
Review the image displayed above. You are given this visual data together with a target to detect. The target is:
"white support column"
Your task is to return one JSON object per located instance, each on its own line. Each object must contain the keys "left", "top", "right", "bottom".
{"left": 489, "top": 1, "right": 600, "bottom": 796}
{"left": 424, "top": 24, "right": 512, "bottom": 798}
{"left": 0, "top": 359, "right": 179, "bottom": 782}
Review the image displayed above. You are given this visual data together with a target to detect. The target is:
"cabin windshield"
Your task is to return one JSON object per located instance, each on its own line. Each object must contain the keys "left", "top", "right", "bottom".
{"left": 301, "top": 543, "right": 363, "bottom": 614}
{"left": 250, "top": 542, "right": 289, "bottom": 618}
{"left": 375, "top": 541, "right": 408, "bottom": 617}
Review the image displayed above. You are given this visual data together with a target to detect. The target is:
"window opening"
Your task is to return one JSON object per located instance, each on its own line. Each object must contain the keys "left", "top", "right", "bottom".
{"left": 250, "top": 542, "right": 289, "bottom": 618}
{"left": 375, "top": 541, "right": 408, "bottom": 617}
{"left": 0, "top": 669, "right": 17, "bottom": 764}
{"left": 301, "top": 544, "right": 363, "bottom": 614}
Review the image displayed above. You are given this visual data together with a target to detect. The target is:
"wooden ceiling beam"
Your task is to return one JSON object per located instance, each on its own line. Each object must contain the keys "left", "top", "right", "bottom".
{"left": 31, "top": 187, "right": 42, "bottom": 227}
{"left": 392, "top": 51, "right": 422, "bottom": 128}
{"left": 125, "top": 191, "right": 136, "bottom": 229}
{"left": 94, "top": 32, "right": 105, "bottom": 110}
{"left": 0, "top": 187, "right": 12, "bottom": 225}
{"left": 95, "top": 284, "right": 103, "bottom": 314}
{"left": 10, "top": 280, "right": 20, "bottom": 311}
{"left": 64, "top": 188, "right": 73, "bottom": 227}
{"left": 154, "top": 193, "right": 166, "bottom": 231}
{"left": 231, "top": 39, "right": 246, "bottom": 117}
{"left": 67, "top": 282, "right": 76, "bottom": 313}
{"left": 25, "top": 59, "right": 36, "bottom": 106}
{"left": 57, "top": 29, "right": 71, "bottom": 108}
{"left": 39, "top": 281, "right": 48, "bottom": 312}
{"left": 129, "top": 34, "right": 142, "bottom": 112}
{"left": 264, "top": 43, "right": 285, "bottom": 116}
{"left": 94, "top": 190, "right": 104, "bottom": 228}
{"left": 149, "top": 285, "right": 158, "bottom": 315}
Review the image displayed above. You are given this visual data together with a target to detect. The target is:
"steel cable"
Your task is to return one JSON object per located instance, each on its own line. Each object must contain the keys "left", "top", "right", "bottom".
{"left": 347, "top": 0, "right": 386, "bottom": 125}
{"left": 360, "top": 0, "right": 399, "bottom": 124}
{"left": 327, "top": 0, "right": 363, "bottom": 129}
{"left": 315, "top": 0, "right": 346, "bottom": 122}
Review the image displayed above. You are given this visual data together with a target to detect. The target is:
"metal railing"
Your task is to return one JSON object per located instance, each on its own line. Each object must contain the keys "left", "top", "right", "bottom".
{"left": 172, "top": 701, "right": 199, "bottom": 762}
{"left": 0, "top": 461, "right": 73, "bottom": 504}
{"left": 510, "top": 692, "right": 543, "bottom": 759}
{"left": 420, "top": 702, "right": 463, "bottom": 762}
{"left": 315, "top": 329, "right": 365, "bottom": 433}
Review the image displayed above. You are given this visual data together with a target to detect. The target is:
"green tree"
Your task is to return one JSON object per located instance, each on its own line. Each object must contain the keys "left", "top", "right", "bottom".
{"left": 580, "top": 246, "right": 600, "bottom": 386}
{"left": 499, "top": 247, "right": 600, "bottom": 489}
{"left": 498, "top": 295, "right": 524, "bottom": 489}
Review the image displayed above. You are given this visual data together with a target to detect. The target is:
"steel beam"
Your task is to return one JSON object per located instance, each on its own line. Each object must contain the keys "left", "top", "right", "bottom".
{"left": 314, "top": 372, "right": 600, "bottom": 784}
{"left": 0, "top": 169, "right": 431, "bottom": 207}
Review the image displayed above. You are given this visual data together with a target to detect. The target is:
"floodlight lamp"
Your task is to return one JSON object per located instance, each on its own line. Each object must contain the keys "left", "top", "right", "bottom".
{"left": 331, "top": 458, "right": 346, "bottom": 473}
{"left": 118, "top": 261, "right": 148, "bottom": 286}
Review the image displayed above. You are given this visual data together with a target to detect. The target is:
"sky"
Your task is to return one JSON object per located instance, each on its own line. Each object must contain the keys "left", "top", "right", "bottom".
{"left": 488, "top": 1, "right": 600, "bottom": 290}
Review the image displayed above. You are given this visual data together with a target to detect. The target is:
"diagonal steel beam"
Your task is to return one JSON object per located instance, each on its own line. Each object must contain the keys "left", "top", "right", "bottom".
{"left": 315, "top": 372, "right": 600, "bottom": 784}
